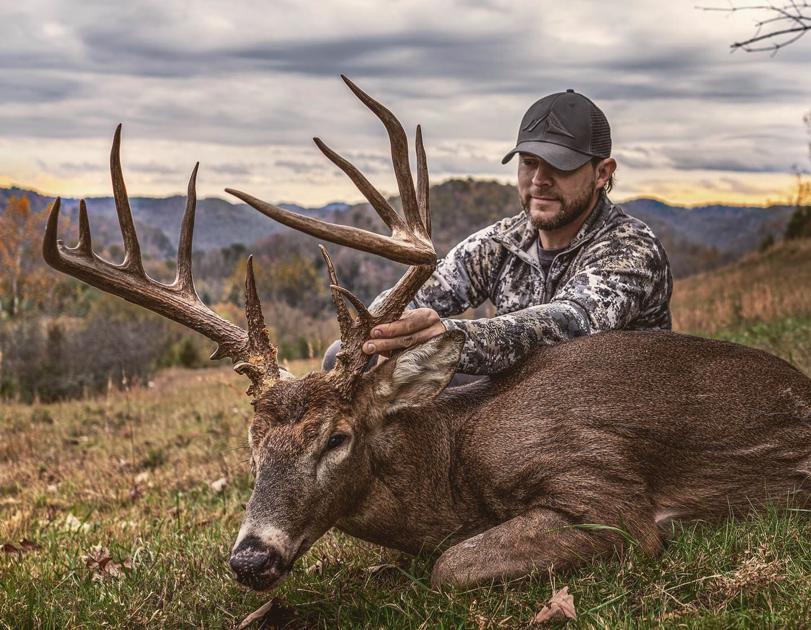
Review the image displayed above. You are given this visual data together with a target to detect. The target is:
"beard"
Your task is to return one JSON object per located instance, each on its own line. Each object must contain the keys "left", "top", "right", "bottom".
{"left": 522, "top": 178, "right": 597, "bottom": 231}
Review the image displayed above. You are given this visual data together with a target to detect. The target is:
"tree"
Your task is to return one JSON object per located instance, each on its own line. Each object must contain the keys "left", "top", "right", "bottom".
{"left": 0, "top": 196, "right": 59, "bottom": 318}
{"left": 785, "top": 170, "right": 811, "bottom": 239}
{"left": 700, "top": 2, "right": 811, "bottom": 54}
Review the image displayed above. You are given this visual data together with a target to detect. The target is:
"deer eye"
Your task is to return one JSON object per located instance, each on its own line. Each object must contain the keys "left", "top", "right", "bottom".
{"left": 326, "top": 433, "right": 349, "bottom": 450}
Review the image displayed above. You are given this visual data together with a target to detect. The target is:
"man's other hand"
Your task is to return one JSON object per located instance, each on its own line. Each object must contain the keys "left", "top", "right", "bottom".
{"left": 362, "top": 308, "right": 445, "bottom": 355}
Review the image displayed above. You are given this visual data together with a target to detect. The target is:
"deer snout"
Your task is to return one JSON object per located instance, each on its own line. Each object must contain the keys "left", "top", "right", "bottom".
{"left": 229, "top": 535, "right": 284, "bottom": 591}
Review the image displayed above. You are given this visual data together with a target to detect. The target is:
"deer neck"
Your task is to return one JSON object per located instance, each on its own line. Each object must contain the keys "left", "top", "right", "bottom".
{"left": 336, "top": 389, "right": 491, "bottom": 553}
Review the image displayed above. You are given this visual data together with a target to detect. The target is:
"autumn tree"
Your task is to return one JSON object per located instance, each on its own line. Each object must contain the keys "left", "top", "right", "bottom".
{"left": 0, "top": 196, "right": 59, "bottom": 318}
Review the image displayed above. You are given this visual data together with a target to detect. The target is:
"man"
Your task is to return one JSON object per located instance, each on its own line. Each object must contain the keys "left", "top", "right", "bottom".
{"left": 326, "top": 89, "right": 672, "bottom": 375}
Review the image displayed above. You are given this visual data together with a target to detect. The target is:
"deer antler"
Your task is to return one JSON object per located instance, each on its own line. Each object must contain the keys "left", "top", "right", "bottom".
{"left": 42, "top": 125, "right": 279, "bottom": 397}
{"left": 227, "top": 75, "right": 437, "bottom": 398}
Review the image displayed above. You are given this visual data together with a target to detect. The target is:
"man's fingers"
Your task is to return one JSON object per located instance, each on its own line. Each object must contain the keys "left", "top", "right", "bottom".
{"left": 363, "top": 322, "right": 445, "bottom": 354}
{"left": 371, "top": 309, "right": 436, "bottom": 339}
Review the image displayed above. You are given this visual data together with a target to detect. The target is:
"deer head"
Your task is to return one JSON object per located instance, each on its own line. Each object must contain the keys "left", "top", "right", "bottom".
{"left": 42, "top": 76, "right": 465, "bottom": 592}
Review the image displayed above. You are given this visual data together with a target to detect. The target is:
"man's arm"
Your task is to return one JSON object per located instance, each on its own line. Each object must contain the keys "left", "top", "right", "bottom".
{"left": 441, "top": 229, "right": 672, "bottom": 374}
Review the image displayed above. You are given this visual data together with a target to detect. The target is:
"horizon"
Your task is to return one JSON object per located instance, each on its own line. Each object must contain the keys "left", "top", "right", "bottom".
{"left": 1, "top": 176, "right": 797, "bottom": 211}
{"left": 1, "top": 1, "right": 810, "bottom": 208}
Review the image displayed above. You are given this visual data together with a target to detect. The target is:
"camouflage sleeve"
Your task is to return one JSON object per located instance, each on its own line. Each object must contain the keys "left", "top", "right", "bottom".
{"left": 369, "top": 219, "right": 510, "bottom": 316}
{"left": 442, "top": 224, "right": 671, "bottom": 374}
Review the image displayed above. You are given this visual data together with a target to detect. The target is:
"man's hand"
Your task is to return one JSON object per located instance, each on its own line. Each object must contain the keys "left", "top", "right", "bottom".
{"left": 362, "top": 308, "right": 445, "bottom": 355}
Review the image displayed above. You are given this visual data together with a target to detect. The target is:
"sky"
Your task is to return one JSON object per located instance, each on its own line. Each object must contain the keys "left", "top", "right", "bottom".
{"left": 1, "top": 0, "right": 810, "bottom": 207}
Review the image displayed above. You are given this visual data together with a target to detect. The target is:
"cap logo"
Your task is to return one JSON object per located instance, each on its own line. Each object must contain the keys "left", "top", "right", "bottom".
{"left": 544, "top": 110, "right": 575, "bottom": 139}
{"left": 522, "top": 110, "right": 575, "bottom": 139}
{"left": 523, "top": 113, "right": 548, "bottom": 133}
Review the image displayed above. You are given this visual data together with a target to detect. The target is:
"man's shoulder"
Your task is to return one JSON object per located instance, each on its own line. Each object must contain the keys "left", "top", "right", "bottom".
{"left": 597, "top": 202, "right": 666, "bottom": 251}
{"left": 580, "top": 200, "right": 670, "bottom": 273}
{"left": 603, "top": 202, "right": 658, "bottom": 238}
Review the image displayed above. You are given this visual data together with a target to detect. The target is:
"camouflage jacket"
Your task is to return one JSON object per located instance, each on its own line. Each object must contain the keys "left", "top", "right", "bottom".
{"left": 374, "top": 192, "right": 673, "bottom": 375}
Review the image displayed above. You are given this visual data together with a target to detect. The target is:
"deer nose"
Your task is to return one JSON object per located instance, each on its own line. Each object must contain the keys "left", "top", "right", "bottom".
{"left": 229, "top": 535, "right": 282, "bottom": 589}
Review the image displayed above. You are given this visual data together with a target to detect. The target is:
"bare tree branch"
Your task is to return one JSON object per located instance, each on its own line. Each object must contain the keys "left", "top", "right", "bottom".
{"left": 697, "top": 1, "right": 811, "bottom": 53}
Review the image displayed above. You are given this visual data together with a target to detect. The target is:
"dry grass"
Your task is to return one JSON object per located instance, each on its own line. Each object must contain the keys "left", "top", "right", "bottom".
{"left": 672, "top": 239, "right": 811, "bottom": 334}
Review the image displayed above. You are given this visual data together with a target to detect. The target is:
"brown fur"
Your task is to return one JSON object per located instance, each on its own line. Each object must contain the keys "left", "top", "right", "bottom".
{"left": 243, "top": 330, "right": 811, "bottom": 588}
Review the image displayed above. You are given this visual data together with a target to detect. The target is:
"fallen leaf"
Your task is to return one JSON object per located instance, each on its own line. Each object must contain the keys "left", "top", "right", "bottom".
{"left": 210, "top": 477, "right": 228, "bottom": 493}
{"left": 306, "top": 559, "right": 324, "bottom": 575}
{"left": 2, "top": 543, "right": 21, "bottom": 556}
{"left": 237, "top": 598, "right": 276, "bottom": 630}
{"left": 81, "top": 545, "right": 128, "bottom": 581}
{"left": 532, "top": 586, "right": 577, "bottom": 624}
{"left": 134, "top": 471, "right": 150, "bottom": 484}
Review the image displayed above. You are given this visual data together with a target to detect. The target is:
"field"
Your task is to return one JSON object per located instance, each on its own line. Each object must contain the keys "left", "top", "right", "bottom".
{"left": 2, "top": 240, "right": 811, "bottom": 628}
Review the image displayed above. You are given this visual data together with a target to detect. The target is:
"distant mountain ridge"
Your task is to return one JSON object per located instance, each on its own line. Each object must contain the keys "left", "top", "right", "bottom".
{"left": 1, "top": 181, "right": 792, "bottom": 278}
{"left": 0, "top": 185, "right": 349, "bottom": 256}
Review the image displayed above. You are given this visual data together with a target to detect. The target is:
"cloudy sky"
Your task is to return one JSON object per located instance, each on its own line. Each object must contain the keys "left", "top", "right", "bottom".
{"left": 1, "top": 0, "right": 810, "bottom": 207}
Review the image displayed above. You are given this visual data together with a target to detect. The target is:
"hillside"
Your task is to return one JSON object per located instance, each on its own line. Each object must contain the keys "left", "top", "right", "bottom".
{"left": 671, "top": 238, "right": 811, "bottom": 374}
{"left": 672, "top": 237, "right": 811, "bottom": 333}
{"left": 1, "top": 180, "right": 793, "bottom": 279}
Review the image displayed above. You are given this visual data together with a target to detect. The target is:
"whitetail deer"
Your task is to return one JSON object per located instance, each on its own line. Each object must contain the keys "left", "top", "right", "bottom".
{"left": 43, "top": 76, "right": 811, "bottom": 592}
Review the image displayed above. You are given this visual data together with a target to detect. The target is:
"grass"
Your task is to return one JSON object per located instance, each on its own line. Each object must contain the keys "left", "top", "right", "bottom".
{"left": 3, "top": 237, "right": 811, "bottom": 627}
{"left": 2, "top": 356, "right": 810, "bottom": 628}
{"left": 672, "top": 238, "right": 811, "bottom": 335}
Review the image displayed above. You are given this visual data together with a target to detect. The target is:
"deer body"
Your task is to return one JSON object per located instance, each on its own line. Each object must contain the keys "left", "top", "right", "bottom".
{"left": 333, "top": 331, "right": 811, "bottom": 585}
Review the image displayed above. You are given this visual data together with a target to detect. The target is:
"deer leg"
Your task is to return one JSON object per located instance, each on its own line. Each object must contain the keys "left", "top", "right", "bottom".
{"left": 431, "top": 507, "right": 661, "bottom": 589}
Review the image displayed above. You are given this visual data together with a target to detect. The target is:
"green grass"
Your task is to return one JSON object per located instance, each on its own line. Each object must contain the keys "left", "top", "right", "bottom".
{"left": 696, "top": 316, "right": 811, "bottom": 376}
{"left": 1, "top": 343, "right": 810, "bottom": 628}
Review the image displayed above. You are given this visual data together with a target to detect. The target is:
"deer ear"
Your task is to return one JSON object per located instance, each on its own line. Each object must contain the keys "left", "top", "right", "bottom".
{"left": 366, "top": 329, "right": 466, "bottom": 415}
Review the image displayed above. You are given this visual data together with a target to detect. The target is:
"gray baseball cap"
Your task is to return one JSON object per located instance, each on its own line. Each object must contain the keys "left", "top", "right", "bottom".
{"left": 502, "top": 89, "right": 611, "bottom": 171}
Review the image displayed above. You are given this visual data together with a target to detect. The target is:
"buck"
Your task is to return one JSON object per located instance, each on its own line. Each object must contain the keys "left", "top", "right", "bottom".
{"left": 43, "top": 77, "right": 811, "bottom": 592}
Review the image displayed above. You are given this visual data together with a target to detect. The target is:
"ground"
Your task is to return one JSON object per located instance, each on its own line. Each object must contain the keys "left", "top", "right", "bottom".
{"left": 1, "top": 350, "right": 810, "bottom": 628}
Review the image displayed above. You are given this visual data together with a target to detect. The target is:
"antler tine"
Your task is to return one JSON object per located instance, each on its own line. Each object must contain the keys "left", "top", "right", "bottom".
{"left": 316, "top": 245, "right": 376, "bottom": 398}
{"left": 331, "top": 285, "right": 373, "bottom": 325}
{"left": 43, "top": 197, "right": 65, "bottom": 264}
{"left": 235, "top": 256, "right": 280, "bottom": 393}
{"left": 111, "top": 124, "right": 144, "bottom": 275}
{"left": 77, "top": 200, "right": 92, "bottom": 255}
{"left": 174, "top": 162, "right": 199, "bottom": 295}
{"left": 318, "top": 244, "right": 353, "bottom": 337}
{"left": 42, "top": 127, "right": 282, "bottom": 397}
{"left": 312, "top": 137, "right": 409, "bottom": 239}
{"left": 340, "top": 74, "right": 427, "bottom": 240}
{"left": 415, "top": 125, "right": 431, "bottom": 238}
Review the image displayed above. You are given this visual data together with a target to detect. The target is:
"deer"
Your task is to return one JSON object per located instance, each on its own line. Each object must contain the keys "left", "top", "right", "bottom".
{"left": 43, "top": 76, "right": 811, "bottom": 592}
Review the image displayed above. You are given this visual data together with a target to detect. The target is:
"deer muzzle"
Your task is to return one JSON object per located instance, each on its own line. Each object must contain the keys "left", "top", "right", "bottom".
{"left": 229, "top": 526, "right": 306, "bottom": 591}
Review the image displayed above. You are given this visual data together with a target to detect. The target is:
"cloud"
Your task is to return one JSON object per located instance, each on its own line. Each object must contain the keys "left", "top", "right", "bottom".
{"left": 1, "top": 0, "right": 809, "bottom": 205}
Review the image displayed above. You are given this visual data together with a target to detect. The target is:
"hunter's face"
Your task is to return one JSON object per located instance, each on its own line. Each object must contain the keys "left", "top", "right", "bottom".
{"left": 517, "top": 153, "right": 598, "bottom": 232}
